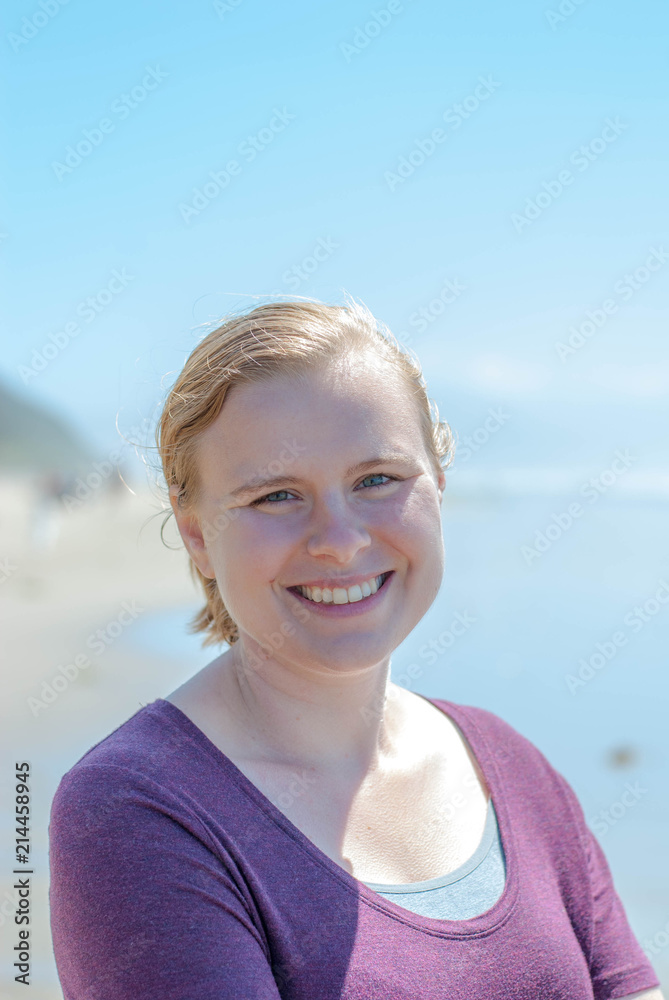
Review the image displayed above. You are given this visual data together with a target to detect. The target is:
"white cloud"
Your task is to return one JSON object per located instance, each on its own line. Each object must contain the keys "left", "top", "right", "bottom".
{"left": 574, "top": 362, "right": 669, "bottom": 398}
{"left": 440, "top": 353, "right": 554, "bottom": 396}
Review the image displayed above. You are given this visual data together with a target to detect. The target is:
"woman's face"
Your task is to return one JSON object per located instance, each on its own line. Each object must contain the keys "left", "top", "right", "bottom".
{"left": 174, "top": 354, "right": 446, "bottom": 675}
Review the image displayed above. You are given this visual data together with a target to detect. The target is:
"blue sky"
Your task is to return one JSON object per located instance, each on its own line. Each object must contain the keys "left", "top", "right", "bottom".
{"left": 1, "top": 0, "right": 668, "bottom": 483}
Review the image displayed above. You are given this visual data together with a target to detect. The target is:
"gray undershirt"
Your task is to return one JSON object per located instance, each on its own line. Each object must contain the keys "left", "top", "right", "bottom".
{"left": 362, "top": 797, "right": 506, "bottom": 920}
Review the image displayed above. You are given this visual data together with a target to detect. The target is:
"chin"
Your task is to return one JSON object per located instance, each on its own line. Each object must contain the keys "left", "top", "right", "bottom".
{"left": 296, "top": 631, "right": 403, "bottom": 673}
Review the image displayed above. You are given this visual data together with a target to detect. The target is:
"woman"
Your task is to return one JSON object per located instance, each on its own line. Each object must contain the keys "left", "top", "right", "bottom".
{"left": 49, "top": 298, "right": 663, "bottom": 999}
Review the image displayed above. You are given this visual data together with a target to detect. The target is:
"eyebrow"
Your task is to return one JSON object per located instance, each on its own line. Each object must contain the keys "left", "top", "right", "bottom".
{"left": 224, "top": 452, "right": 417, "bottom": 502}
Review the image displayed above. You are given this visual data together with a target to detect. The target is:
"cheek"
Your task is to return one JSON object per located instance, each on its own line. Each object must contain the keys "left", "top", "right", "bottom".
{"left": 208, "top": 523, "right": 277, "bottom": 629}
{"left": 211, "top": 512, "right": 294, "bottom": 585}
{"left": 383, "top": 484, "right": 443, "bottom": 545}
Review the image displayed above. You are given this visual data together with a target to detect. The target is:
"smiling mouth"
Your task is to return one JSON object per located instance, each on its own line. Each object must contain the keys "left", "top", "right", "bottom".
{"left": 288, "top": 572, "right": 393, "bottom": 605}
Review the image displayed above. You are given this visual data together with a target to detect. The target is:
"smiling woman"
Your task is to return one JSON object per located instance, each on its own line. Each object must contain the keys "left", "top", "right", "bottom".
{"left": 48, "top": 297, "right": 663, "bottom": 1000}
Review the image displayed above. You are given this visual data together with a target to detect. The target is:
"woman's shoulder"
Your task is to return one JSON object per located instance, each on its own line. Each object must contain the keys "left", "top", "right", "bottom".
{"left": 424, "top": 695, "right": 580, "bottom": 808}
{"left": 425, "top": 695, "right": 553, "bottom": 763}
{"left": 50, "top": 699, "right": 226, "bottom": 829}
{"left": 57, "top": 699, "right": 191, "bottom": 777}
{"left": 48, "top": 698, "right": 273, "bottom": 875}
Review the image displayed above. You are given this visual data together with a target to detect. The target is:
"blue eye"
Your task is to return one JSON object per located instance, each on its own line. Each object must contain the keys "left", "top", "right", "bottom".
{"left": 250, "top": 490, "right": 293, "bottom": 506}
{"left": 250, "top": 475, "right": 397, "bottom": 507}
{"left": 359, "top": 474, "right": 393, "bottom": 489}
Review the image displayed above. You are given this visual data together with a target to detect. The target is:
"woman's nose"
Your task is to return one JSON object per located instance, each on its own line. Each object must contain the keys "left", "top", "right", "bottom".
{"left": 304, "top": 496, "right": 372, "bottom": 562}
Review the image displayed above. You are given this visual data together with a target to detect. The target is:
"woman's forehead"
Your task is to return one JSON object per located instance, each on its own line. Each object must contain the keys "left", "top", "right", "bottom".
{"left": 226, "top": 356, "right": 410, "bottom": 417}
{"left": 197, "top": 363, "right": 428, "bottom": 479}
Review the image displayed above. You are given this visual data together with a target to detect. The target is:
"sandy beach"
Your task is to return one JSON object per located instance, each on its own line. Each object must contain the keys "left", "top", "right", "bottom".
{"left": 0, "top": 474, "right": 206, "bottom": 999}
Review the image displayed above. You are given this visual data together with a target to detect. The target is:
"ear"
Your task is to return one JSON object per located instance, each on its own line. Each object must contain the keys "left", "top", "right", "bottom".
{"left": 437, "top": 470, "right": 446, "bottom": 501}
{"left": 169, "top": 486, "right": 216, "bottom": 579}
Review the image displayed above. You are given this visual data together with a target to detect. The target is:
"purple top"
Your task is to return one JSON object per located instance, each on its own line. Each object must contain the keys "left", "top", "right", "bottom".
{"left": 48, "top": 696, "right": 660, "bottom": 999}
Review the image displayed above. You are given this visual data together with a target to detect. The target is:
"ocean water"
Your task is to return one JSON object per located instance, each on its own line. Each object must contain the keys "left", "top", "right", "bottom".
{"left": 120, "top": 484, "right": 669, "bottom": 975}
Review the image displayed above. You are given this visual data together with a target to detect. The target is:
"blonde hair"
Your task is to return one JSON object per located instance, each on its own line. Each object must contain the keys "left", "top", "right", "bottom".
{"left": 157, "top": 296, "right": 455, "bottom": 647}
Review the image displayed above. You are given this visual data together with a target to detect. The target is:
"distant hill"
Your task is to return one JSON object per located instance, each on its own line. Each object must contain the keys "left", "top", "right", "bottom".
{"left": 0, "top": 380, "right": 94, "bottom": 473}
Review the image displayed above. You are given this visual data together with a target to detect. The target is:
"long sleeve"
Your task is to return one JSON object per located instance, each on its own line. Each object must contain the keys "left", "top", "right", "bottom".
{"left": 48, "top": 763, "right": 283, "bottom": 1000}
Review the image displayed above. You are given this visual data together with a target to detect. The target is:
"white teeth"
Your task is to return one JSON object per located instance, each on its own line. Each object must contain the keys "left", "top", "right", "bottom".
{"left": 296, "top": 573, "right": 388, "bottom": 605}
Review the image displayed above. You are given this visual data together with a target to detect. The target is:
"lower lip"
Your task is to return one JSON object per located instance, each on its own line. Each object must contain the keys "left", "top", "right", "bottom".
{"left": 286, "top": 572, "right": 394, "bottom": 617}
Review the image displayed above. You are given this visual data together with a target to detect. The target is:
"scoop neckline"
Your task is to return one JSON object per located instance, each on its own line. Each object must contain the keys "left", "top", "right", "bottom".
{"left": 363, "top": 794, "right": 497, "bottom": 893}
{"left": 150, "top": 695, "right": 519, "bottom": 938}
